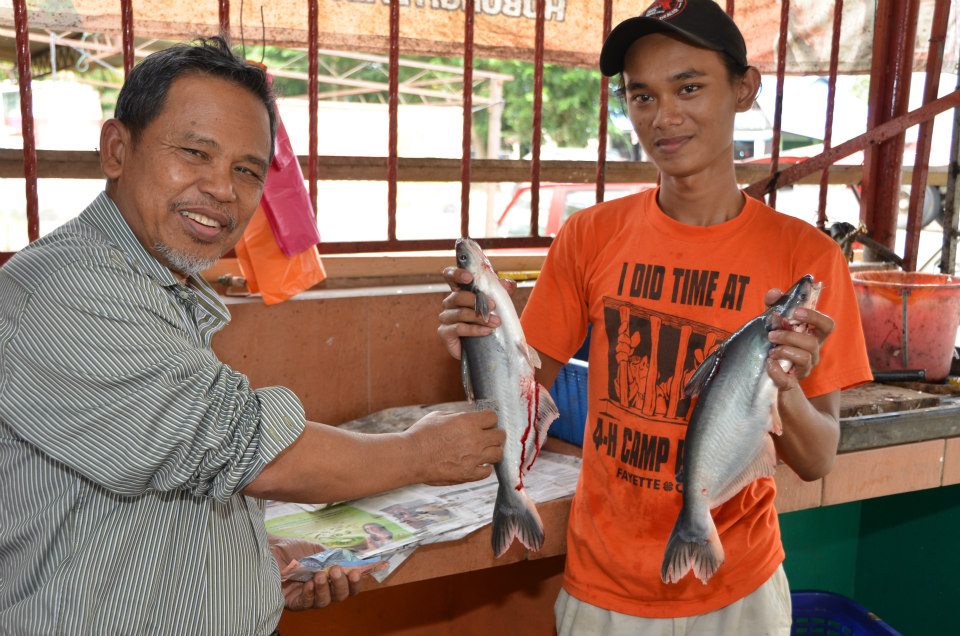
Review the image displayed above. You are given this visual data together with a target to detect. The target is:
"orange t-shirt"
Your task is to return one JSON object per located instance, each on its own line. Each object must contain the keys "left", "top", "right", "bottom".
{"left": 521, "top": 188, "right": 872, "bottom": 618}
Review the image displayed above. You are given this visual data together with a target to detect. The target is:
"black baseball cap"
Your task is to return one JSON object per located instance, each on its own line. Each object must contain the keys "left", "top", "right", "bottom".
{"left": 599, "top": 0, "right": 748, "bottom": 77}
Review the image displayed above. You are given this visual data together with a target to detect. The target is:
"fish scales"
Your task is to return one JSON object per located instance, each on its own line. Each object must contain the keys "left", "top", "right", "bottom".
{"left": 661, "top": 274, "right": 821, "bottom": 585}
{"left": 455, "top": 238, "right": 559, "bottom": 557}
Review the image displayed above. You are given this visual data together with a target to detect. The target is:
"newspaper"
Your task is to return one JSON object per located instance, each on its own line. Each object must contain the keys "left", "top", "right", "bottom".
{"left": 266, "top": 451, "right": 581, "bottom": 581}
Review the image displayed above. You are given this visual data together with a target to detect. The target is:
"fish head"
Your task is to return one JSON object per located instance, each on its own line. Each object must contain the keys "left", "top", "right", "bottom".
{"left": 455, "top": 237, "right": 496, "bottom": 279}
{"left": 767, "top": 274, "right": 822, "bottom": 326}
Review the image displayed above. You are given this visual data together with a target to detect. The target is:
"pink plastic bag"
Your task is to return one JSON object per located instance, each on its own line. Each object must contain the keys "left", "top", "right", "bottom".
{"left": 260, "top": 91, "right": 322, "bottom": 257}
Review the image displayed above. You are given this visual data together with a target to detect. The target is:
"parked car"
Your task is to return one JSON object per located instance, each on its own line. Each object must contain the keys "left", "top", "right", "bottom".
{"left": 495, "top": 182, "right": 653, "bottom": 238}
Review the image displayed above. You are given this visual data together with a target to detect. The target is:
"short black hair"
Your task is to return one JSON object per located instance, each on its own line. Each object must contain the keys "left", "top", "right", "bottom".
{"left": 114, "top": 36, "right": 277, "bottom": 158}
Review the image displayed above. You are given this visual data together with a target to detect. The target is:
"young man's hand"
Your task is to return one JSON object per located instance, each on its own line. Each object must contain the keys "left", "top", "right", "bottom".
{"left": 437, "top": 267, "right": 516, "bottom": 360}
{"left": 763, "top": 288, "right": 835, "bottom": 391}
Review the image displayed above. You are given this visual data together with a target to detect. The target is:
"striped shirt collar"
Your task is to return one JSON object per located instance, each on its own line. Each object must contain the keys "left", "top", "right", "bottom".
{"left": 84, "top": 191, "right": 230, "bottom": 326}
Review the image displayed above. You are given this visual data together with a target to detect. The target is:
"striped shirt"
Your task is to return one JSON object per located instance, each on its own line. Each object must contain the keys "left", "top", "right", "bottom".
{"left": 0, "top": 192, "right": 306, "bottom": 635}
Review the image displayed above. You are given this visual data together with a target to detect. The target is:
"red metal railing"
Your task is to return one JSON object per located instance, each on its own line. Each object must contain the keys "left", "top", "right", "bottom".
{"left": 817, "top": 0, "right": 844, "bottom": 230}
{"left": 12, "top": 0, "right": 38, "bottom": 246}
{"left": 594, "top": 0, "right": 613, "bottom": 205}
{"left": 460, "top": 0, "right": 475, "bottom": 238}
{"left": 1, "top": 0, "right": 956, "bottom": 271}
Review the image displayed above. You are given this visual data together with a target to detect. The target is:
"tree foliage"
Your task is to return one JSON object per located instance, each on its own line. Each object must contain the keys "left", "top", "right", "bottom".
{"left": 234, "top": 46, "right": 633, "bottom": 159}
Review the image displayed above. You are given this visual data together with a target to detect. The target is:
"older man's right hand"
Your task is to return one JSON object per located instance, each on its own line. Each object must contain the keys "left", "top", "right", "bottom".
{"left": 405, "top": 409, "right": 505, "bottom": 485}
{"left": 437, "top": 266, "right": 516, "bottom": 360}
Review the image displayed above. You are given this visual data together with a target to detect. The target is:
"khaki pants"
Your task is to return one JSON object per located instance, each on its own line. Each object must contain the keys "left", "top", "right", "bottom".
{"left": 554, "top": 565, "right": 792, "bottom": 636}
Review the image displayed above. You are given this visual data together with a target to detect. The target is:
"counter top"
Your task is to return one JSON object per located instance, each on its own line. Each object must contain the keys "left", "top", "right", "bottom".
{"left": 362, "top": 384, "right": 960, "bottom": 589}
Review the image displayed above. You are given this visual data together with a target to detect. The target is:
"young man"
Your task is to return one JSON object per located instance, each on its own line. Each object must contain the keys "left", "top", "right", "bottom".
{"left": 439, "top": 0, "right": 871, "bottom": 633}
{"left": 0, "top": 38, "right": 505, "bottom": 635}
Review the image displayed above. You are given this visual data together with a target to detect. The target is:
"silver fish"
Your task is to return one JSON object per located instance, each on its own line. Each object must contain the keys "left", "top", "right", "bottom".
{"left": 455, "top": 238, "right": 560, "bottom": 557}
{"left": 661, "top": 274, "right": 822, "bottom": 585}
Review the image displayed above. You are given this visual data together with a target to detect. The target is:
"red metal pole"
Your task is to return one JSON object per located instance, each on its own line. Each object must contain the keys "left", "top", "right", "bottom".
{"left": 903, "top": 0, "right": 950, "bottom": 271}
{"left": 460, "top": 0, "right": 475, "bottom": 238}
{"left": 745, "top": 91, "right": 960, "bottom": 198}
{"left": 529, "top": 0, "right": 545, "bottom": 237}
{"left": 817, "top": 0, "right": 843, "bottom": 230}
{"left": 860, "top": 0, "right": 920, "bottom": 254}
{"left": 120, "top": 0, "right": 134, "bottom": 77}
{"left": 387, "top": 0, "right": 400, "bottom": 241}
{"left": 219, "top": 0, "right": 230, "bottom": 37}
{"left": 13, "top": 0, "right": 38, "bottom": 243}
{"left": 767, "top": 0, "right": 789, "bottom": 209}
{"left": 726, "top": 0, "right": 735, "bottom": 17}
{"left": 308, "top": 0, "right": 319, "bottom": 217}
{"left": 595, "top": 0, "right": 613, "bottom": 205}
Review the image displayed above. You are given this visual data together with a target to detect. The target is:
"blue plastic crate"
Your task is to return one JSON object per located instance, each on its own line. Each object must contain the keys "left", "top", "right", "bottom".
{"left": 548, "top": 358, "right": 588, "bottom": 446}
{"left": 791, "top": 591, "right": 901, "bottom": 636}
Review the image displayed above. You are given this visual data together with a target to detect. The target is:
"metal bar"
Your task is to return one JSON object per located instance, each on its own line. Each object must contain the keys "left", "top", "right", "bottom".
{"left": 387, "top": 0, "right": 400, "bottom": 241}
{"left": 745, "top": 91, "right": 960, "bottom": 198}
{"left": 900, "top": 288, "right": 910, "bottom": 367}
{"left": 595, "top": 0, "right": 613, "bottom": 205}
{"left": 13, "top": 0, "right": 38, "bottom": 244}
{"left": 529, "top": 0, "right": 546, "bottom": 237}
{"left": 903, "top": 0, "right": 950, "bottom": 271}
{"left": 726, "top": 0, "right": 735, "bottom": 16}
{"left": 767, "top": 0, "right": 790, "bottom": 208}
{"left": 219, "top": 0, "right": 230, "bottom": 37}
{"left": 817, "top": 0, "right": 843, "bottom": 230}
{"left": 308, "top": 0, "right": 319, "bottom": 217}
{"left": 120, "top": 0, "right": 134, "bottom": 77}
{"left": 860, "top": 0, "right": 920, "bottom": 253}
{"left": 317, "top": 236, "right": 554, "bottom": 254}
{"left": 460, "top": 0, "right": 475, "bottom": 238}
{"left": 940, "top": 73, "right": 960, "bottom": 275}
{"left": 4, "top": 148, "right": 944, "bottom": 186}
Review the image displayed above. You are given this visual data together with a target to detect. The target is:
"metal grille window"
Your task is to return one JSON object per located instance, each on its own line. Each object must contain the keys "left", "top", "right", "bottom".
{"left": 1, "top": 0, "right": 958, "bottom": 274}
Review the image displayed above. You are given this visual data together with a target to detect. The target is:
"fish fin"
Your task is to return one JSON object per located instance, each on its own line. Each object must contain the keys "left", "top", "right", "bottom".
{"left": 520, "top": 380, "right": 560, "bottom": 475}
{"left": 684, "top": 343, "right": 724, "bottom": 398}
{"left": 517, "top": 343, "right": 542, "bottom": 369}
{"left": 770, "top": 400, "right": 783, "bottom": 436}
{"left": 460, "top": 351, "right": 475, "bottom": 402}
{"left": 661, "top": 504, "right": 724, "bottom": 585}
{"left": 491, "top": 483, "right": 544, "bottom": 557}
{"left": 474, "top": 290, "right": 491, "bottom": 322}
{"left": 709, "top": 435, "right": 778, "bottom": 509}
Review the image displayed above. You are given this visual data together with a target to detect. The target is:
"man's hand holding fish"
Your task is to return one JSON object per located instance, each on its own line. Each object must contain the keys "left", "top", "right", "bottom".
{"left": 762, "top": 287, "right": 844, "bottom": 483}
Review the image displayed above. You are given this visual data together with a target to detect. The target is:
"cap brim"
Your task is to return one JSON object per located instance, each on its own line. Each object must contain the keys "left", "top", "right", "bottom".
{"left": 599, "top": 16, "right": 725, "bottom": 77}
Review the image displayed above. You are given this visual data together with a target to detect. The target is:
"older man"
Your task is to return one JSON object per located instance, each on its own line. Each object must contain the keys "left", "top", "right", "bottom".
{"left": 0, "top": 37, "right": 503, "bottom": 635}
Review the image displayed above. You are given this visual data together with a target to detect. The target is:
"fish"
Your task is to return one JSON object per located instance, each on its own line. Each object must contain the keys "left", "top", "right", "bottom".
{"left": 455, "top": 237, "right": 560, "bottom": 557}
{"left": 661, "top": 274, "right": 822, "bottom": 585}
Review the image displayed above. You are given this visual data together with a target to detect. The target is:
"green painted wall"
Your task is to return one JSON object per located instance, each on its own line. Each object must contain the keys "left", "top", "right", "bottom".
{"left": 779, "top": 484, "right": 960, "bottom": 636}
{"left": 857, "top": 485, "right": 960, "bottom": 636}
{"left": 780, "top": 501, "right": 861, "bottom": 597}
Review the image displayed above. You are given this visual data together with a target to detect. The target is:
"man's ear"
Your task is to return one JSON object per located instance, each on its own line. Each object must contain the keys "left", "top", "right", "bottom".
{"left": 99, "top": 119, "right": 129, "bottom": 180}
{"left": 735, "top": 67, "right": 762, "bottom": 113}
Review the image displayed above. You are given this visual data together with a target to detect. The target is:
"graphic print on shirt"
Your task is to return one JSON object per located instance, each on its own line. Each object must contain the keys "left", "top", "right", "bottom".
{"left": 589, "top": 262, "right": 753, "bottom": 492}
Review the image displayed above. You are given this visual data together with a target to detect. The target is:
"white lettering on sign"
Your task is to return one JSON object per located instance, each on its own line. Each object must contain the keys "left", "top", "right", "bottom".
{"left": 335, "top": 0, "right": 566, "bottom": 22}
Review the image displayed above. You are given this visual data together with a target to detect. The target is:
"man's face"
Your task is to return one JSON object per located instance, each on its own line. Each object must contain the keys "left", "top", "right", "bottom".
{"left": 103, "top": 73, "right": 271, "bottom": 277}
{"left": 621, "top": 33, "right": 751, "bottom": 180}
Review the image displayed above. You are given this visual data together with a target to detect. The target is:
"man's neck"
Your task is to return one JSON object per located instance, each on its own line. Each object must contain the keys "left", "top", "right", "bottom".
{"left": 656, "top": 165, "right": 746, "bottom": 227}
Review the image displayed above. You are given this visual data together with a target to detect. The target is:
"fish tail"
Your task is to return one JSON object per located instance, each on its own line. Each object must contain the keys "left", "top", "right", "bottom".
{"left": 660, "top": 504, "right": 725, "bottom": 585}
{"left": 491, "top": 482, "right": 544, "bottom": 557}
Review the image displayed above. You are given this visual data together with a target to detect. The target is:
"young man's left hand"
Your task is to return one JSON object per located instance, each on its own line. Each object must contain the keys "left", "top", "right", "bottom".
{"left": 763, "top": 288, "right": 835, "bottom": 390}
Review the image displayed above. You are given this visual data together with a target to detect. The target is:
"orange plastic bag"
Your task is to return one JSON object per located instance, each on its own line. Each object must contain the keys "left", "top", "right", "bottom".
{"left": 235, "top": 204, "right": 326, "bottom": 305}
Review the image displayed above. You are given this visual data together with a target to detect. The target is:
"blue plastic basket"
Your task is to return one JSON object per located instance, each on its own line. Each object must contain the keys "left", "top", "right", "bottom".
{"left": 548, "top": 358, "right": 589, "bottom": 446}
{"left": 791, "top": 591, "right": 901, "bottom": 636}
